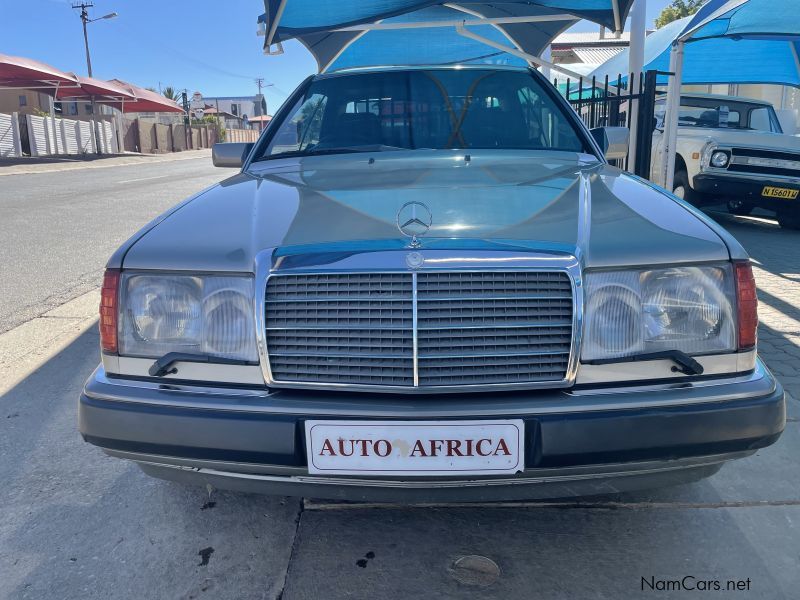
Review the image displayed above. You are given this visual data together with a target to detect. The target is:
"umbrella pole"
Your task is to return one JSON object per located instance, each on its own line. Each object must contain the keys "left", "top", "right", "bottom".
{"left": 50, "top": 81, "right": 60, "bottom": 155}
{"left": 661, "top": 40, "right": 684, "bottom": 190}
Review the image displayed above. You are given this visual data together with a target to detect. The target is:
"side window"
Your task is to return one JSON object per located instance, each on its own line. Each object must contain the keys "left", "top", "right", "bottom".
{"left": 749, "top": 107, "right": 772, "bottom": 132}
{"left": 266, "top": 93, "right": 328, "bottom": 155}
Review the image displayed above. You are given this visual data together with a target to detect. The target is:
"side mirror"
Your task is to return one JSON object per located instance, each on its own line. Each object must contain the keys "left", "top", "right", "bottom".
{"left": 212, "top": 142, "right": 254, "bottom": 168}
{"left": 589, "top": 126, "right": 630, "bottom": 160}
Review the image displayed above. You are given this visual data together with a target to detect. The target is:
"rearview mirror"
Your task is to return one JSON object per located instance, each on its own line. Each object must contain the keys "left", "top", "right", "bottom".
{"left": 212, "top": 142, "right": 254, "bottom": 168}
{"left": 589, "top": 126, "right": 630, "bottom": 160}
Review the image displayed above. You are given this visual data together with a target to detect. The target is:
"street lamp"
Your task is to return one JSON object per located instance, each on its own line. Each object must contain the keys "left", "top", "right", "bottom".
{"left": 72, "top": 3, "right": 118, "bottom": 78}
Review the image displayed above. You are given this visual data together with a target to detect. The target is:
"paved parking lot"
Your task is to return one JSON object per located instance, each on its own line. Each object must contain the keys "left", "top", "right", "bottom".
{"left": 0, "top": 164, "right": 798, "bottom": 599}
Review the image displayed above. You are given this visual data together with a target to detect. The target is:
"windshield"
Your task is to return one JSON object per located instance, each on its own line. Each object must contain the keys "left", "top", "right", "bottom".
{"left": 256, "top": 69, "right": 590, "bottom": 160}
{"left": 655, "top": 97, "right": 783, "bottom": 133}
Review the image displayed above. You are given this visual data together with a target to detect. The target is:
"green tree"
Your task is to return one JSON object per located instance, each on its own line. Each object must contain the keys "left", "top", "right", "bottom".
{"left": 162, "top": 86, "right": 180, "bottom": 102}
{"left": 655, "top": 0, "right": 705, "bottom": 28}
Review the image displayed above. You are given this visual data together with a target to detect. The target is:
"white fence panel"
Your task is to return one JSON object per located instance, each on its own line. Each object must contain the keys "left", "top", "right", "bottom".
{"left": 97, "top": 120, "right": 118, "bottom": 154}
{"left": 27, "top": 114, "right": 51, "bottom": 156}
{"left": 44, "top": 116, "right": 60, "bottom": 154}
{"left": 0, "top": 112, "right": 22, "bottom": 157}
{"left": 77, "top": 120, "right": 94, "bottom": 153}
{"left": 61, "top": 118, "right": 79, "bottom": 154}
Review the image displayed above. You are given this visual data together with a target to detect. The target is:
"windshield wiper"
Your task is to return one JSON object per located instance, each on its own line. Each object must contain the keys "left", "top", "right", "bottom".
{"left": 584, "top": 350, "right": 704, "bottom": 376}
{"left": 148, "top": 352, "right": 252, "bottom": 377}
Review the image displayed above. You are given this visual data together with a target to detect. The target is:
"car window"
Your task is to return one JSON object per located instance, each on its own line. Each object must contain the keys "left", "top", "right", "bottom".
{"left": 258, "top": 69, "right": 589, "bottom": 159}
{"left": 748, "top": 106, "right": 781, "bottom": 133}
{"left": 656, "top": 97, "right": 783, "bottom": 133}
{"left": 266, "top": 93, "right": 327, "bottom": 155}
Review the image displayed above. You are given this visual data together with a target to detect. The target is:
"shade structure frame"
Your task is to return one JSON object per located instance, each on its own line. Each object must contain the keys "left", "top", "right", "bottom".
{"left": 257, "top": 1, "right": 636, "bottom": 73}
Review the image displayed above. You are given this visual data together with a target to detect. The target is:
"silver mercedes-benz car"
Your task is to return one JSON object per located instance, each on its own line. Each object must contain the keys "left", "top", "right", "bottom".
{"left": 80, "top": 65, "right": 785, "bottom": 502}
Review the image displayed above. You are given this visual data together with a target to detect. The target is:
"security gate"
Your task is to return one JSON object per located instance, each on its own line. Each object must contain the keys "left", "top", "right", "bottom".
{"left": 556, "top": 70, "right": 665, "bottom": 178}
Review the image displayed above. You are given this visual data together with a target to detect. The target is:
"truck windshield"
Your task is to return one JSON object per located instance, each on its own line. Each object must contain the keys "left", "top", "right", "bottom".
{"left": 255, "top": 69, "right": 589, "bottom": 160}
{"left": 655, "top": 97, "right": 783, "bottom": 133}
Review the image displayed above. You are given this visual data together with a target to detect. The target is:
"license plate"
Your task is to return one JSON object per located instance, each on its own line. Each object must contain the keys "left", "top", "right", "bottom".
{"left": 761, "top": 186, "right": 799, "bottom": 199}
{"left": 305, "top": 420, "right": 524, "bottom": 476}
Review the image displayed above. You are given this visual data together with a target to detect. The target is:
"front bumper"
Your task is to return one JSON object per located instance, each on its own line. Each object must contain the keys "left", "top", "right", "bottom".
{"left": 693, "top": 173, "right": 800, "bottom": 210}
{"left": 79, "top": 361, "right": 785, "bottom": 502}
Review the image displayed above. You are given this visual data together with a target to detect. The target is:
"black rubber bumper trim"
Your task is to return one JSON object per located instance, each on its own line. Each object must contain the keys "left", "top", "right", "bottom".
{"left": 79, "top": 384, "right": 785, "bottom": 469}
{"left": 693, "top": 174, "right": 800, "bottom": 201}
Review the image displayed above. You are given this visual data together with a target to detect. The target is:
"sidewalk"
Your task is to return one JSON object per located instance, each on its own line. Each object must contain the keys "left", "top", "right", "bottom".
{"left": 0, "top": 149, "right": 212, "bottom": 176}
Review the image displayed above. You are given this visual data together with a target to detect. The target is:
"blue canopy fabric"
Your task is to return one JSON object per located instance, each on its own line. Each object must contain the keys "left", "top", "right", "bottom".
{"left": 684, "top": 0, "right": 800, "bottom": 41}
{"left": 327, "top": 6, "right": 545, "bottom": 71}
{"left": 590, "top": 1, "right": 800, "bottom": 89}
{"left": 258, "top": 1, "right": 635, "bottom": 72}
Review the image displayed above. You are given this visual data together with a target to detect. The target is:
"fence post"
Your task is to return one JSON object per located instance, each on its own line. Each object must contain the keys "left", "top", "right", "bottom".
{"left": 10, "top": 111, "right": 22, "bottom": 156}
{"left": 634, "top": 70, "right": 658, "bottom": 179}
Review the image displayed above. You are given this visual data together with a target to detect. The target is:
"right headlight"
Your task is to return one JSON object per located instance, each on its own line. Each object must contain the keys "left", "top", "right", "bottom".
{"left": 582, "top": 264, "right": 736, "bottom": 361}
{"left": 118, "top": 273, "right": 258, "bottom": 362}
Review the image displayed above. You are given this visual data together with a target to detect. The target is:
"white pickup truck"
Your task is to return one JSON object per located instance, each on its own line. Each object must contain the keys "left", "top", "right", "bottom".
{"left": 651, "top": 93, "right": 800, "bottom": 229}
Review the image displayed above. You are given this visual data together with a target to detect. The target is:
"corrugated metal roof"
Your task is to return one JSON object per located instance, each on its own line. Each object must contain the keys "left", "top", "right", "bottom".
{"left": 551, "top": 31, "right": 631, "bottom": 45}
{"left": 572, "top": 47, "right": 625, "bottom": 63}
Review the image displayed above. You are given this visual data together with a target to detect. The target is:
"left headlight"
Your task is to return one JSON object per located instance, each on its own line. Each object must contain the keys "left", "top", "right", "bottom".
{"left": 119, "top": 273, "right": 258, "bottom": 362}
{"left": 582, "top": 265, "right": 736, "bottom": 361}
{"left": 710, "top": 150, "right": 730, "bottom": 168}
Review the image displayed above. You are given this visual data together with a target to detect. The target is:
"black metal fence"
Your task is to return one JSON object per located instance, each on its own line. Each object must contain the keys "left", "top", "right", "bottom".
{"left": 555, "top": 70, "right": 665, "bottom": 178}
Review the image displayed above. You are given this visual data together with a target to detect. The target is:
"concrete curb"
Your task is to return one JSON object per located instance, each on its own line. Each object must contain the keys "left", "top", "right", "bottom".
{"left": 0, "top": 288, "right": 100, "bottom": 395}
{"left": 0, "top": 149, "right": 212, "bottom": 177}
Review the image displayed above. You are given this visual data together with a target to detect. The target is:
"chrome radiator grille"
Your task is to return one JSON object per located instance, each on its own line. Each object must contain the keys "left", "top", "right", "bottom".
{"left": 265, "top": 271, "right": 574, "bottom": 390}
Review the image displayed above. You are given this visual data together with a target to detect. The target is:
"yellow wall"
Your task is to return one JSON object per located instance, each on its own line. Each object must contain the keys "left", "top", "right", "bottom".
{"left": 0, "top": 89, "right": 51, "bottom": 115}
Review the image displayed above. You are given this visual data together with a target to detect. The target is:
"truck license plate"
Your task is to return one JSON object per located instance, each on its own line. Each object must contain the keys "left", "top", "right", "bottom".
{"left": 762, "top": 186, "right": 799, "bottom": 199}
{"left": 305, "top": 420, "right": 524, "bottom": 476}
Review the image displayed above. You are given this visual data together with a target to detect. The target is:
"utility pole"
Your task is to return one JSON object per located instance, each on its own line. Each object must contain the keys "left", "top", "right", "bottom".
{"left": 73, "top": 2, "right": 94, "bottom": 77}
{"left": 72, "top": 3, "right": 117, "bottom": 150}
{"left": 254, "top": 78, "right": 264, "bottom": 130}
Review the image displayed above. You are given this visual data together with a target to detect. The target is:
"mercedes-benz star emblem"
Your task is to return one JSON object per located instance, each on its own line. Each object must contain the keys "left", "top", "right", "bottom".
{"left": 405, "top": 251, "right": 424, "bottom": 269}
{"left": 396, "top": 201, "right": 432, "bottom": 248}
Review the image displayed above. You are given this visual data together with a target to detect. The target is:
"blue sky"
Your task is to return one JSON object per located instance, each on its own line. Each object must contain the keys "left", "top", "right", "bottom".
{"left": 2, "top": 0, "right": 673, "bottom": 113}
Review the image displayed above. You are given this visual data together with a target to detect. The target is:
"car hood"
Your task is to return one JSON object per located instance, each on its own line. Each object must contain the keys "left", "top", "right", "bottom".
{"left": 677, "top": 127, "right": 800, "bottom": 150}
{"left": 122, "top": 150, "right": 731, "bottom": 272}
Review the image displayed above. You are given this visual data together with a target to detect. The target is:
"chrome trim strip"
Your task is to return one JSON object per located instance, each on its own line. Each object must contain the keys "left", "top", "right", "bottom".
{"left": 412, "top": 271, "right": 419, "bottom": 387}
{"left": 256, "top": 249, "right": 582, "bottom": 394}
{"left": 132, "top": 452, "right": 745, "bottom": 488}
{"left": 87, "top": 361, "right": 771, "bottom": 415}
{"left": 254, "top": 248, "right": 275, "bottom": 386}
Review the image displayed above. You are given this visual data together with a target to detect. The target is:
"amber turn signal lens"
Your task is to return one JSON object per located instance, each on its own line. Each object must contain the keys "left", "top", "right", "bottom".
{"left": 100, "top": 269, "right": 120, "bottom": 353}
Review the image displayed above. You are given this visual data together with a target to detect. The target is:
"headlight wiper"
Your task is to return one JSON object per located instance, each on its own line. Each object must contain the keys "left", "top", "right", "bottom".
{"left": 148, "top": 352, "right": 253, "bottom": 377}
{"left": 584, "top": 350, "right": 704, "bottom": 376}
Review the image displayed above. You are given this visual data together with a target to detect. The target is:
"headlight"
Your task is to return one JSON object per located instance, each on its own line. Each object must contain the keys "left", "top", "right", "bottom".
{"left": 119, "top": 273, "right": 258, "bottom": 362}
{"left": 710, "top": 150, "right": 730, "bottom": 168}
{"left": 582, "top": 265, "right": 736, "bottom": 361}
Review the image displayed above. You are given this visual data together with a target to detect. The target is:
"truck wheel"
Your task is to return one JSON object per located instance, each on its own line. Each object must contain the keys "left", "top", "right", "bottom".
{"left": 727, "top": 199, "right": 753, "bottom": 216}
{"left": 777, "top": 210, "right": 800, "bottom": 230}
{"left": 672, "top": 170, "right": 696, "bottom": 202}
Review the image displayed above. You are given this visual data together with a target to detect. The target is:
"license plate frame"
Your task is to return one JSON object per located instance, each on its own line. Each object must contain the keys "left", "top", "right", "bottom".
{"left": 305, "top": 419, "right": 525, "bottom": 476}
{"left": 761, "top": 186, "right": 799, "bottom": 200}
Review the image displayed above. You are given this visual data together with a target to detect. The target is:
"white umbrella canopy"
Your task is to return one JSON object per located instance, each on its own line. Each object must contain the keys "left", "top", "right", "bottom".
{"left": 257, "top": 1, "right": 636, "bottom": 72}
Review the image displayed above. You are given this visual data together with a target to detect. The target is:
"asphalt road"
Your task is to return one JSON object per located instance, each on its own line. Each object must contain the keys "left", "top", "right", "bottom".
{"left": 0, "top": 154, "right": 229, "bottom": 334}
{"left": 0, "top": 159, "right": 798, "bottom": 599}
